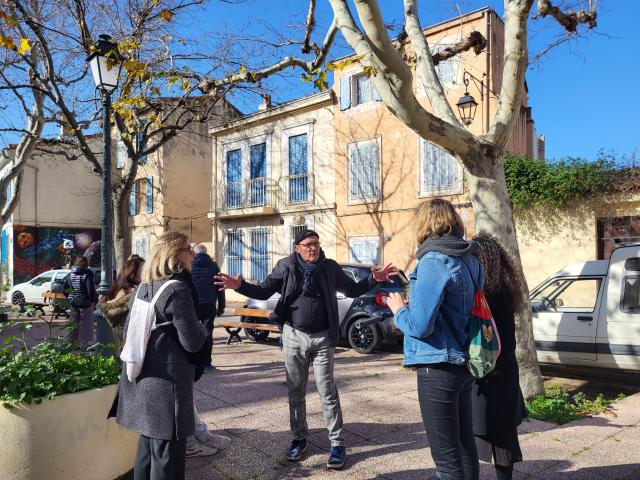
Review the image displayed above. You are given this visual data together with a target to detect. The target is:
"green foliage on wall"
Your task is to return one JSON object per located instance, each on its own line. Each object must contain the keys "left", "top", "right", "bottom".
{"left": 503, "top": 154, "right": 616, "bottom": 212}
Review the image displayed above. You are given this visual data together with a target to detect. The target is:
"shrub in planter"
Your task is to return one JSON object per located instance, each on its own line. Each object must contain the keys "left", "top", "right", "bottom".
{"left": 0, "top": 325, "right": 136, "bottom": 480}
{"left": 0, "top": 341, "right": 120, "bottom": 408}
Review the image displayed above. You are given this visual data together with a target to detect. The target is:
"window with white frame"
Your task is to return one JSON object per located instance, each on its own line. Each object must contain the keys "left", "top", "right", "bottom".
{"left": 222, "top": 135, "right": 270, "bottom": 209}
{"left": 132, "top": 235, "right": 149, "bottom": 260}
{"left": 349, "top": 139, "right": 380, "bottom": 202}
{"left": 420, "top": 139, "right": 463, "bottom": 196}
{"left": 348, "top": 236, "right": 381, "bottom": 265}
{"left": 116, "top": 141, "right": 127, "bottom": 169}
{"left": 339, "top": 73, "right": 381, "bottom": 110}
{"left": 226, "top": 230, "right": 244, "bottom": 277}
{"left": 250, "top": 228, "right": 270, "bottom": 282}
{"left": 432, "top": 37, "right": 460, "bottom": 85}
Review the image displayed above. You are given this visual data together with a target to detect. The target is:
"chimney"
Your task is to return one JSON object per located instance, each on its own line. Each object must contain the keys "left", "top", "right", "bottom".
{"left": 258, "top": 94, "right": 272, "bottom": 111}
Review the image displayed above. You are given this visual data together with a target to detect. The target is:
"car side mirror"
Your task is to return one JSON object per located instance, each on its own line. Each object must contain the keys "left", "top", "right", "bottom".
{"left": 555, "top": 299, "right": 564, "bottom": 307}
{"left": 336, "top": 292, "right": 346, "bottom": 299}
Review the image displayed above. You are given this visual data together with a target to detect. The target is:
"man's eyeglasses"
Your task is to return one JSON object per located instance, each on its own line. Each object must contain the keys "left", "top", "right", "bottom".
{"left": 297, "top": 241, "right": 320, "bottom": 250}
{"left": 178, "top": 247, "right": 194, "bottom": 254}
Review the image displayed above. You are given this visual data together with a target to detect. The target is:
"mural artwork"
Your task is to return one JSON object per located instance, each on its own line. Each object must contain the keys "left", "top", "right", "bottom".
{"left": 13, "top": 225, "right": 101, "bottom": 283}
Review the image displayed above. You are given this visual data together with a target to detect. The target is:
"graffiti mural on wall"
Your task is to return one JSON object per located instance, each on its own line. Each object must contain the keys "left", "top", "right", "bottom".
{"left": 13, "top": 225, "right": 101, "bottom": 283}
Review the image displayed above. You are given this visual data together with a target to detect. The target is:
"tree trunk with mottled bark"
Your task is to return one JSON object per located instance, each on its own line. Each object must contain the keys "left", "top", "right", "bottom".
{"left": 465, "top": 151, "right": 545, "bottom": 398}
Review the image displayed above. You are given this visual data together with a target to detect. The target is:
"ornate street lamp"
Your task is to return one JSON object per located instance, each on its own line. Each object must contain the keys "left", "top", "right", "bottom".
{"left": 87, "top": 34, "right": 122, "bottom": 297}
{"left": 87, "top": 34, "right": 122, "bottom": 354}
{"left": 456, "top": 71, "right": 485, "bottom": 126}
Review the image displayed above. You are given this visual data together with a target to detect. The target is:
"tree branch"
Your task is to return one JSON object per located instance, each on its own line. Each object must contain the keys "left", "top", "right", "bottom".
{"left": 302, "top": 0, "right": 317, "bottom": 54}
{"left": 535, "top": 0, "right": 597, "bottom": 32}
{"left": 329, "top": 0, "right": 482, "bottom": 160}
{"left": 487, "top": 0, "right": 534, "bottom": 148}
{"left": 403, "top": 0, "right": 458, "bottom": 125}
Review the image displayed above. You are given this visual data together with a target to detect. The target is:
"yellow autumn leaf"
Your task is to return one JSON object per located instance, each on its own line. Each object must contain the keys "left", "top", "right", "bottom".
{"left": 17, "top": 38, "right": 31, "bottom": 55}
{"left": 159, "top": 9, "right": 173, "bottom": 21}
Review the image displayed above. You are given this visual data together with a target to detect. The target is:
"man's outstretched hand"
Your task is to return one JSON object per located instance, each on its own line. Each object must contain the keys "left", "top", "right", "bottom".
{"left": 371, "top": 263, "right": 399, "bottom": 283}
{"left": 214, "top": 272, "right": 242, "bottom": 291}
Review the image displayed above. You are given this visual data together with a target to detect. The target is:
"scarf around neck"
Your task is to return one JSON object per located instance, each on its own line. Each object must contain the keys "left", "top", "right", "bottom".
{"left": 416, "top": 232, "right": 479, "bottom": 260}
{"left": 295, "top": 250, "right": 326, "bottom": 297}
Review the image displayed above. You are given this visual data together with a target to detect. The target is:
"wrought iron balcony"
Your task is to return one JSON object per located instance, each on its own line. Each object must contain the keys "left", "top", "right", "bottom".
{"left": 212, "top": 178, "right": 280, "bottom": 217}
{"left": 282, "top": 172, "right": 314, "bottom": 206}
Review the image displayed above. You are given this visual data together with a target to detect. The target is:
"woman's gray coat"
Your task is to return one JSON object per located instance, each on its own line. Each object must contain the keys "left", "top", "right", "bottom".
{"left": 114, "top": 278, "right": 207, "bottom": 440}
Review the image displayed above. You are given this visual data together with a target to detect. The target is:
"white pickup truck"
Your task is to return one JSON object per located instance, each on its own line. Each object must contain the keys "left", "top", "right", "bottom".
{"left": 531, "top": 243, "right": 640, "bottom": 371}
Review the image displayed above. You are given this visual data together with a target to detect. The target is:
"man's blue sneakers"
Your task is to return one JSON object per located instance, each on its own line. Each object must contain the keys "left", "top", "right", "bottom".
{"left": 285, "top": 439, "right": 308, "bottom": 461}
{"left": 327, "top": 446, "right": 346, "bottom": 469}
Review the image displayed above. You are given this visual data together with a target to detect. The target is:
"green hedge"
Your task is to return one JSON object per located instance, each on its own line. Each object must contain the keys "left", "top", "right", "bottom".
{"left": 503, "top": 154, "right": 616, "bottom": 212}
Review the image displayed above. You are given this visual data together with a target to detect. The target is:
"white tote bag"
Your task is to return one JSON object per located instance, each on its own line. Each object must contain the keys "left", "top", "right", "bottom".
{"left": 120, "top": 280, "right": 178, "bottom": 382}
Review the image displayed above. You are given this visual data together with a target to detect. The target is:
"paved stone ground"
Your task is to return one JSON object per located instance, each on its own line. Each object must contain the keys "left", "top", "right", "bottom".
{"left": 185, "top": 328, "right": 640, "bottom": 480}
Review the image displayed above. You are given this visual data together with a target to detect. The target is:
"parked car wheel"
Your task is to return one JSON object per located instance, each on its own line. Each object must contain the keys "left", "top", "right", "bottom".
{"left": 11, "top": 291, "right": 25, "bottom": 306}
{"left": 347, "top": 318, "right": 382, "bottom": 354}
{"left": 243, "top": 316, "right": 271, "bottom": 342}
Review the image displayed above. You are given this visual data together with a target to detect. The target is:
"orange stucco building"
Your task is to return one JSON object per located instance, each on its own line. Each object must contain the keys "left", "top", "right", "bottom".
{"left": 331, "top": 7, "right": 540, "bottom": 272}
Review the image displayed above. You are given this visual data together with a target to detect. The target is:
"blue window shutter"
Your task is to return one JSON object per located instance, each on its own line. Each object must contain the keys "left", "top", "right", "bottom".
{"left": 339, "top": 76, "right": 351, "bottom": 110}
{"left": 146, "top": 176, "right": 153, "bottom": 213}
{"left": 136, "top": 133, "right": 148, "bottom": 165}
{"left": 129, "top": 182, "right": 137, "bottom": 215}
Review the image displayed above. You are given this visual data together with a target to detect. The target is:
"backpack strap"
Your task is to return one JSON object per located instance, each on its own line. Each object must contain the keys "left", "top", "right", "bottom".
{"left": 149, "top": 280, "right": 180, "bottom": 329}
{"left": 150, "top": 279, "right": 180, "bottom": 307}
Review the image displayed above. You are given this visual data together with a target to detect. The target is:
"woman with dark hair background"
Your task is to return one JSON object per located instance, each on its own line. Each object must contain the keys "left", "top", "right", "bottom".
{"left": 98, "top": 256, "right": 146, "bottom": 354}
{"left": 471, "top": 234, "right": 527, "bottom": 480}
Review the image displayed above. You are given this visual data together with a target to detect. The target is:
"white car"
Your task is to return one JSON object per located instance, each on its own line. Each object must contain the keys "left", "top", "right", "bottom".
{"left": 8, "top": 269, "right": 70, "bottom": 307}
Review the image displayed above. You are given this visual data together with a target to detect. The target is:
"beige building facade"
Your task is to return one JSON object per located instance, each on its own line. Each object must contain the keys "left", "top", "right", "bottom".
{"left": 209, "top": 92, "right": 337, "bottom": 301}
{"left": 331, "top": 7, "right": 539, "bottom": 273}
{"left": 126, "top": 99, "right": 238, "bottom": 259}
{"left": 0, "top": 134, "right": 104, "bottom": 284}
{"left": 517, "top": 193, "right": 640, "bottom": 290}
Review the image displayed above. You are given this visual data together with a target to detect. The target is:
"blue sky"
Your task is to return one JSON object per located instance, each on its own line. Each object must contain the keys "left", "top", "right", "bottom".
{"left": 2, "top": 1, "right": 634, "bottom": 163}
{"left": 190, "top": 0, "right": 637, "bottom": 163}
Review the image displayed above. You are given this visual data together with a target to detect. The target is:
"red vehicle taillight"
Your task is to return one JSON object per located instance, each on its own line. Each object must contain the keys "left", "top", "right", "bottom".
{"left": 374, "top": 292, "right": 389, "bottom": 307}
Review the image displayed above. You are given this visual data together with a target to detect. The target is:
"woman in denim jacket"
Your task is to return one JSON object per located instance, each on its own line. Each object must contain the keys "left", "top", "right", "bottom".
{"left": 388, "top": 199, "right": 482, "bottom": 480}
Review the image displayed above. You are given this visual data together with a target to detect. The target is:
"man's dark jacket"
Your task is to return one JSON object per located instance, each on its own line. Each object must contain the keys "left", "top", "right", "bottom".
{"left": 191, "top": 253, "right": 225, "bottom": 311}
{"left": 236, "top": 251, "right": 376, "bottom": 346}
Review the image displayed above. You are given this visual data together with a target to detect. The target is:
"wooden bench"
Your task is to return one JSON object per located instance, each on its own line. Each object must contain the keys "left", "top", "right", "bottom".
{"left": 215, "top": 307, "right": 279, "bottom": 344}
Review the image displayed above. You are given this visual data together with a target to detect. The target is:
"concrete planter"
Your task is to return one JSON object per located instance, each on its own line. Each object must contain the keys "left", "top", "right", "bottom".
{"left": 0, "top": 384, "right": 138, "bottom": 480}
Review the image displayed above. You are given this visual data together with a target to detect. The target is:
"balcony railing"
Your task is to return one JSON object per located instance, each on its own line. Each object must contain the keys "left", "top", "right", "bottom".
{"left": 213, "top": 178, "right": 280, "bottom": 214}
{"left": 283, "top": 173, "right": 314, "bottom": 206}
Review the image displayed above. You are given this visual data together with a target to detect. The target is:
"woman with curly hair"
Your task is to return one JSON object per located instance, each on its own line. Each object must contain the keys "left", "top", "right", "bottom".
{"left": 98, "top": 255, "right": 146, "bottom": 354}
{"left": 471, "top": 234, "right": 527, "bottom": 480}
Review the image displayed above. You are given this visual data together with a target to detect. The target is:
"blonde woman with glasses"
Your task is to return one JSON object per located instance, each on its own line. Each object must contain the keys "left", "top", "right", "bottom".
{"left": 111, "top": 231, "right": 206, "bottom": 480}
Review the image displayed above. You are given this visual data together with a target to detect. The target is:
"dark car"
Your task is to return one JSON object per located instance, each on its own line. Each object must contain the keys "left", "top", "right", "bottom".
{"left": 244, "top": 264, "right": 409, "bottom": 354}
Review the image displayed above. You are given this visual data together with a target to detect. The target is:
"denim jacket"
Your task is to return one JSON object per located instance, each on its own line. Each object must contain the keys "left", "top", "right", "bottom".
{"left": 394, "top": 251, "right": 482, "bottom": 366}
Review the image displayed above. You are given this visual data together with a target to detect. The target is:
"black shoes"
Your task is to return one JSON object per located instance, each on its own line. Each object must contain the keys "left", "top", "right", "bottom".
{"left": 327, "top": 446, "right": 346, "bottom": 469}
{"left": 285, "top": 439, "right": 308, "bottom": 461}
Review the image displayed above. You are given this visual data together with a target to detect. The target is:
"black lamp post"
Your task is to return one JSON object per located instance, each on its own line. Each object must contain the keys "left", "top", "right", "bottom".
{"left": 456, "top": 71, "right": 485, "bottom": 126}
{"left": 87, "top": 34, "right": 122, "bottom": 297}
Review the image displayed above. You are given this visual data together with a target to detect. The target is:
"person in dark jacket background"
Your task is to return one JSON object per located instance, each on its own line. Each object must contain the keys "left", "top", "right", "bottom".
{"left": 190, "top": 244, "right": 225, "bottom": 370}
{"left": 64, "top": 256, "right": 98, "bottom": 346}
{"left": 470, "top": 234, "right": 527, "bottom": 480}
{"left": 185, "top": 243, "right": 231, "bottom": 458}
{"left": 215, "top": 229, "right": 397, "bottom": 470}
